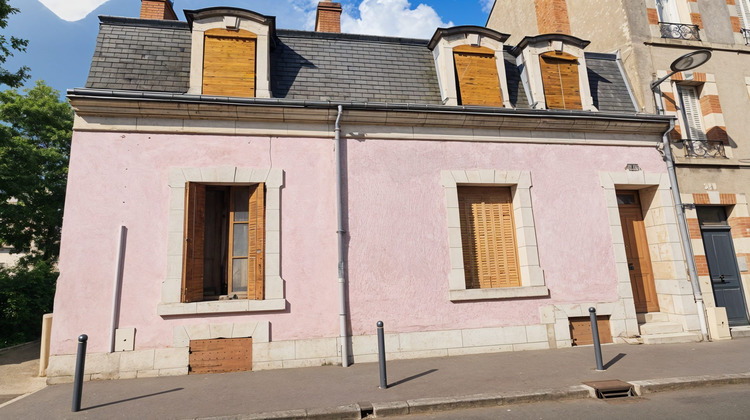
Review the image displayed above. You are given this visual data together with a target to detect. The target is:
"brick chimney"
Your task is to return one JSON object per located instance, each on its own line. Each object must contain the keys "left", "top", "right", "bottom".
{"left": 140, "top": 0, "right": 178, "bottom": 20}
{"left": 534, "top": 0, "right": 570, "bottom": 34}
{"left": 315, "top": 1, "right": 342, "bottom": 33}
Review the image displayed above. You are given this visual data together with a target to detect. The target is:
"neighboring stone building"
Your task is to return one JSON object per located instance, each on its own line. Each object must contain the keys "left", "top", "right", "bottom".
{"left": 48, "top": 0, "right": 698, "bottom": 382}
{"left": 488, "top": 0, "right": 750, "bottom": 336}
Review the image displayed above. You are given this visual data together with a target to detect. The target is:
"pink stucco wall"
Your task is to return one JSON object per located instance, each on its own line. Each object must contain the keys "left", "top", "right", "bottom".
{"left": 51, "top": 131, "right": 667, "bottom": 355}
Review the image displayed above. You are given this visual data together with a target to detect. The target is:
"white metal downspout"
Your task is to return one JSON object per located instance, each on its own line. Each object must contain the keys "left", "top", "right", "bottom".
{"left": 110, "top": 225, "right": 127, "bottom": 353}
{"left": 657, "top": 102, "right": 710, "bottom": 341}
{"left": 334, "top": 105, "right": 350, "bottom": 366}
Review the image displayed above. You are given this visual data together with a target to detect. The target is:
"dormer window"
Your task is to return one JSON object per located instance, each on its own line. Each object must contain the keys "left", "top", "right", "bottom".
{"left": 185, "top": 8, "right": 275, "bottom": 98}
{"left": 512, "top": 34, "right": 595, "bottom": 112}
{"left": 539, "top": 51, "right": 582, "bottom": 110}
{"left": 428, "top": 26, "right": 511, "bottom": 107}
{"left": 453, "top": 45, "right": 503, "bottom": 106}
{"left": 202, "top": 28, "right": 257, "bottom": 97}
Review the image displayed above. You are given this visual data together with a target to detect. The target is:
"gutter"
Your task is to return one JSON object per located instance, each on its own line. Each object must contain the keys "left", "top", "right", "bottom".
{"left": 660, "top": 117, "right": 710, "bottom": 341}
{"left": 66, "top": 88, "right": 673, "bottom": 125}
{"left": 334, "top": 105, "right": 350, "bottom": 367}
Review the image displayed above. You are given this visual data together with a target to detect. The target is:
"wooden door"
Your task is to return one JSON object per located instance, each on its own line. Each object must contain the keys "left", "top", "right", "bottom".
{"left": 617, "top": 191, "right": 660, "bottom": 313}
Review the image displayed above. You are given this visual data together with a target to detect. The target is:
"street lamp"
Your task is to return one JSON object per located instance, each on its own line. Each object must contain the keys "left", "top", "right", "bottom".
{"left": 650, "top": 49, "right": 712, "bottom": 341}
{"left": 650, "top": 50, "right": 712, "bottom": 92}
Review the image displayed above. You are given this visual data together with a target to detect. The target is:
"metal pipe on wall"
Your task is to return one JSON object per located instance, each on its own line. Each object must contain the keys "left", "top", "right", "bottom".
{"left": 109, "top": 226, "right": 127, "bottom": 353}
{"left": 334, "top": 105, "right": 350, "bottom": 367}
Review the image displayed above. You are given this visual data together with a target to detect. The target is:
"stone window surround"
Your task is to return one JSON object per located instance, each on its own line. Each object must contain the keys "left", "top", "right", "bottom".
{"left": 441, "top": 170, "right": 547, "bottom": 301}
{"left": 430, "top": 29, "right": 512, "bottom": 108}
{"left": 658, "top": 70, "right": 733, "bottom": 159}
{"left": 599, "top": 170, "right": 700, "bottom": 333}
{"left": 187, "top": 12, "right": 272, "bottom": 98}
{"left": 157, "top": 166, "right": 286, "bottom": 316}
{"left": 514, "top": 37, "right": 596, "bottom": 112}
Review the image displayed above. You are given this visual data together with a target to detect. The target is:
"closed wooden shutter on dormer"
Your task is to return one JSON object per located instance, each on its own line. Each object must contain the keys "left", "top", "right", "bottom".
{"left": 453, "top": 45, "right": 503, "bottom": 106}
{"left": 183, "top": 182, "right": 206, "bottom": 303}
{"left": 539, "top": 51, "right": 582, "bottom": 110}
{"left": 203, "top": 28, "right": 257, "bottom": 97}
{"left": 458, "top": 186, "right": 521, "bottom": 289}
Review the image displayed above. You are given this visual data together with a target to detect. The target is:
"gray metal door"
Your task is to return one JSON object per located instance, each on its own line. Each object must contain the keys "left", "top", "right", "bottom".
{"left": 702, "top": 227, "right": 749, "bottom": 326}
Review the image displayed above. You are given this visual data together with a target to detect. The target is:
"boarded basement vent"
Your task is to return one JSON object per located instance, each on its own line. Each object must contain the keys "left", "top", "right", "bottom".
{"left": 189, "top": 338, "right": 252, "bottom": 374}
{"left": 569, "top": 315, "right": 613, "bottom": 346}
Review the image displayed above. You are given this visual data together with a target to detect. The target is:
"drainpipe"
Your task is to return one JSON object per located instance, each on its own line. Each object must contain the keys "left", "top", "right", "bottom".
{"left": 334, "top": 105, "right": 350, "bottom": 366}
{"left": 110, "top": 225, "right": 127, "bottom": 352}
{"left": 657, "top": 100, "right": 710, "bottom": 341}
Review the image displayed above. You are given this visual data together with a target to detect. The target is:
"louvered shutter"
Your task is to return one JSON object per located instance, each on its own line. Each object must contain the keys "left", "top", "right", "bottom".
{"left": 203, "top": 29, "right": 257, "bottom": 97}
{"left": 453, "top": 45, "right": 503, "bottom": 106}
{"left": 677, "top": 85, "right": 707, "bottom": 140}
{"left": 247, "top": 183, "right": 265, "bottom": 300}
{"left": 458, "top": 187, "right": 521, "bottom": 289}
{"left": 738, "top": 0, "right": 750, "bottom": 29}
{"left": 539, "top": 52, "right": 583, "bottom": 110}
{"left": 656, "top": 0, "right": 679, "bottom": 23}
{"left": 183, "top": 182, "right": 206, "bottom": 303}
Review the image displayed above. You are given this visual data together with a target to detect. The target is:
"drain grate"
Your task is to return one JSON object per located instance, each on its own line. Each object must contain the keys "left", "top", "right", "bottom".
{"left": 582, "top": 379, "right": 635, "bottom": 399}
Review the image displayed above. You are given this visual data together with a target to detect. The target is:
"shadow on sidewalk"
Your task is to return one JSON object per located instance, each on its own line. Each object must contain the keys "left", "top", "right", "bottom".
{"left": 389, "top": 369, "right": 438, "bottom": 388}
{"left": 81, "top": 387, "right": 184, "bottom": 411}
{"left": 603, "top": 353, "right": 627, "bottom": 370}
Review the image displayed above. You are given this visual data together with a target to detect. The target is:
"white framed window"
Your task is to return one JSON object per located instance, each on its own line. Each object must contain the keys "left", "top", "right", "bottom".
{"left": 738, "top": 0, "right": 750, "bottom": 29}
{"left": 676, "top": 84, "right": 706, "bottom": 141}
{"left": 442, "top": 170, "right": 547, "bottom": 301}
{"left": 656, "top": 0, "right": 681, "bottom": 23}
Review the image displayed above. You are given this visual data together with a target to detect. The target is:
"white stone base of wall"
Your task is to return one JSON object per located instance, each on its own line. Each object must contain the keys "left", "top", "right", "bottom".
{"left": 47, "top": 305, "right": 637, "bottom": 383}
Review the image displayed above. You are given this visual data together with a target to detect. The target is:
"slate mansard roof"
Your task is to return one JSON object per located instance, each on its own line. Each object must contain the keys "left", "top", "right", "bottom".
{"left": 85, "top": 16, "right": 635, "bottom": 113}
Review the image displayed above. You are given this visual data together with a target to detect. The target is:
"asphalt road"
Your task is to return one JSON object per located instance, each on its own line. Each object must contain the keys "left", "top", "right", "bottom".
{"left": 394, "top": 383, "right": 750, "bottom": 419}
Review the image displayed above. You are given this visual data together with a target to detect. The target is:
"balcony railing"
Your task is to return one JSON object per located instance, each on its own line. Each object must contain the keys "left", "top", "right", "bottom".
{"left": 659, "top": 22, "right": 701, "bottom": 41}
{"left": 742, "top": 28, "right": 750, "bottom": 45}
{"left": 683, "top": 139, "right": 727, "bottom": 158}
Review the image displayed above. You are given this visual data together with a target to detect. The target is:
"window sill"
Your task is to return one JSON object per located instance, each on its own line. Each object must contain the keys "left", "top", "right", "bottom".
{"left": 449, "top": 286, "right": 549, "bottom": 302}
{"left": 157, "top": 298, "right": 287, "bottom": 316}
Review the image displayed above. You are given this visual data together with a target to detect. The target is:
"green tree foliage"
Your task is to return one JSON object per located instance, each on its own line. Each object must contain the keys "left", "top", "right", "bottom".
{"left": 0, "top": 81, "right": 73, "bottom": 261}
{"left": 0, "top": 0, "right": 29, "bottom": 88}
{"left": 0, "top": 82, "right": 71, "bottom": 347}
{"left": 0, "top": 261, "right": 57, "bottom": 347}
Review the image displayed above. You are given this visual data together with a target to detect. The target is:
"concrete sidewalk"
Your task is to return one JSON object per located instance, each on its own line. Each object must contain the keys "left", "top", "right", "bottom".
{"left": 2, "top": 339, "right": 750, "bottom": 419}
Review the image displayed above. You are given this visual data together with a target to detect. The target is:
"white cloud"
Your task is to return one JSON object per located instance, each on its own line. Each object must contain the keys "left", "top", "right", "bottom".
{"left": 480, "top": 0, "right": 494, "bottom": 13}
{"left": 38, "top": 0, "right": 110, "bottom": 21}
{"left": 341, "top": 0, "right": 452, "bottom": 39}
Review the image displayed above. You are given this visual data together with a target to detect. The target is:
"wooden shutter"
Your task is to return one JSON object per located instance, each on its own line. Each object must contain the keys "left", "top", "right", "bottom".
{"left": 677, "top": 85, "right": 707, "bottom": 140}
{"left": 458, "top": 186, "right": 521, "bottom": 289}
{"left": 539, "top": 52, "right": 583, "bottom": 110}
{"left": 183, "top": 182, "right": 206, "bottom": 303}
{"left": 739, "top": 1, "right": 750, "bottom": 29}
{"left": 247, "top": 183, "right": 265, "bottom": 300}
{"left": 202, "top": 28, "right": 257, "bottom": 97}
{"left": 453, "top": 45, "right": 503, "bottom": 106}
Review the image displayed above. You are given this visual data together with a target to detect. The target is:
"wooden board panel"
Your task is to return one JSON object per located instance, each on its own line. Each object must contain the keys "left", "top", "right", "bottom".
{"left": 453, "top": 47, "right": 503, "bottom": 107}
{"left": 539, "top": 51, "right": 582, "bottom": 110}
{"left": 182, "top": 182, "right": 206, "bottom": 303}
{"left": 189, "top": 338, "right": 252, "bottom": 374}
{"left": 203, "top": 29, "right": 256, "bottom": 97}
{"left": 458, "top": 186, "right": 520, "bottom": 289}
{"left": 569, "top": 316, "right": 613, "bottom": 346}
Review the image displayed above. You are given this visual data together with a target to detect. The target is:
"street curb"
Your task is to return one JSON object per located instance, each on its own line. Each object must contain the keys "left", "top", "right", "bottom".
{"left": 193, "top": 374, "right": 750, "bottom": 420}
{"left": 631, "top": 372, "right": 750, "bottom": 395}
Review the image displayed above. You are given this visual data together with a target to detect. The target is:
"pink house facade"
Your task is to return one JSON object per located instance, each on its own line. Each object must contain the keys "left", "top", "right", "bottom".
{"left": 47, "top": 2, "right": 702, "bottom": 381}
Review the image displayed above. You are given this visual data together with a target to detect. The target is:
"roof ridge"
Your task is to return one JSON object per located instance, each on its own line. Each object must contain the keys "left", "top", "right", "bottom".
{"left": 275, "top": 29, "right": 429, "bottom": 46}
{"left": 99, "top": 15, "right": 189, "bottom": 30}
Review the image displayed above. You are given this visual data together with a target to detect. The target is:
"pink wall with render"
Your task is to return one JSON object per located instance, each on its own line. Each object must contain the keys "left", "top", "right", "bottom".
{"left": 51, "top": 130, "right": 667, "bottom": 355}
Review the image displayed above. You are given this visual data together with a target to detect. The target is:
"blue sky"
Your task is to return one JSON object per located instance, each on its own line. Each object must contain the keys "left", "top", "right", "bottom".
{"left": 5, "top": 0, "right": 493, "bottom": 97}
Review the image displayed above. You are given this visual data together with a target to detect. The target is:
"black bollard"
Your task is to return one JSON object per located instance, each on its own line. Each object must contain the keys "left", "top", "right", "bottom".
{"left": 72, "top": 334, "right": 88, "bottom": 412}
{"left": 589, "top": 308, "right": 604, "bottom": 371}
{"left": 377, "top": 321, "right": 387, "bottom": 389}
